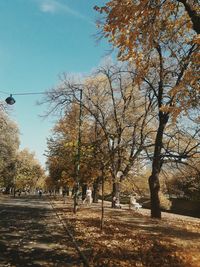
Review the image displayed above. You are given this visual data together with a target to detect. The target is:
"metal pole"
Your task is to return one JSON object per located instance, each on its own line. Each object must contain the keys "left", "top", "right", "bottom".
{"left": 73, "top": 88, "right": 83, "bottom": 213}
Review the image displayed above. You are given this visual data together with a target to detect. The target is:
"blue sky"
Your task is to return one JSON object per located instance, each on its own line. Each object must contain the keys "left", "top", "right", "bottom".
{"left": 0, "top": 0, "right": 109, "bottom": 168}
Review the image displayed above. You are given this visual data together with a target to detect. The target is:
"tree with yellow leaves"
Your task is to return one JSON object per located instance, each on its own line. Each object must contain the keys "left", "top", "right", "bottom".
{"left": 45, "top": 102, "right": 105, "bottom": 200}
{"left": 43, "top": 63, "right": 153, "bottom": 209}
{"left": 95, "top": 0, "right": 200, "bottom": 218}
{"left": 14, "top": 149, "right": 45, "bottom": 194}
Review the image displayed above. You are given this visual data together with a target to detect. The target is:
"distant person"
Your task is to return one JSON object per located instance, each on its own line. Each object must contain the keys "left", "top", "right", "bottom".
{"left": 113, "top": 196, "right": 121, "bottom": 209}
{"left": 83, "top": 188, "right": 92, "bottom": 205}
{"left": 62, "top": 189, "right": 67, "bottom": 203}
{"left": 129, "top": 195, "right": 142, "bottom": 210}
{"left": 39, "top": 190, "right": 42, "bottom": 197}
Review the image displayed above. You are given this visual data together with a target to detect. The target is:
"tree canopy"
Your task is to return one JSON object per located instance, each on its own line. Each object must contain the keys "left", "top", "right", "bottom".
{"left": 95, "top": 0, "right": 200, "bottom": 116}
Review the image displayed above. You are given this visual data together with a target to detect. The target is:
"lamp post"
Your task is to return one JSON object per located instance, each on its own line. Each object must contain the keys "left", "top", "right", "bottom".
{"left": 73, "top": 88, "right": 83, "bottom": 213}
{"left": 4, "top": 91, "right": 47, "bottom": 105}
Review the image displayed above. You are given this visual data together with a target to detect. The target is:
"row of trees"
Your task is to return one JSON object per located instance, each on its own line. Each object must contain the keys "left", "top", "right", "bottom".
{"left": 93, "top": 0, "right": 200, "bottom": 218}
{"left": 44, "top": 65, "right": 150, "bottom": 205}
{"left": 43, "top": 0, "right": 200, "bottom": 218}
{"left": 43, "top": 60, "right": 199, "bottom": 218}
{"left": 0, "top": 109, "right": 45, "bottom": 194}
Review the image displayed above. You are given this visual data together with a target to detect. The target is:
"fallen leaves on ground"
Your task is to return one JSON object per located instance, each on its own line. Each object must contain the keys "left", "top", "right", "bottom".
{"left": 53, "top": 198, "right": 200, "bottom": 267}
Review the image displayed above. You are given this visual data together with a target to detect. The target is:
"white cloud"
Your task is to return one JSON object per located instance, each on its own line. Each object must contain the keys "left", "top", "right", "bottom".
{"left": 35, "top": 0, "right": 95, "bottom": 25}
{"left": 40, "top": 1, "right": 58, "bottom": 13}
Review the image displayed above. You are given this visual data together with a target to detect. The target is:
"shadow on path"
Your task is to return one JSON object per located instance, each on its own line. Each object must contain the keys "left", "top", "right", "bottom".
{"left": 0, "top": 195, "right": 82, "bottom": 267}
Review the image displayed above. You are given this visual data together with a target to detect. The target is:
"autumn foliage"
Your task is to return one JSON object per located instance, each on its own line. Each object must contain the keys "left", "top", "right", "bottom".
{"left": 94, "top": 0, "right": 200, "bottom": 218}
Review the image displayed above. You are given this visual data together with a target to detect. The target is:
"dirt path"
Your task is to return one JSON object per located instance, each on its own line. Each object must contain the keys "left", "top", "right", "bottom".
{"left": 0, "top": 195, "right": 84, "bottom": 267}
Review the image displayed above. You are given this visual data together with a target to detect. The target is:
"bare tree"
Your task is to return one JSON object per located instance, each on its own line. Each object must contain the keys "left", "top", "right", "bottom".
{"left": 41, "top": 63, "right": 153, "bottom": 208}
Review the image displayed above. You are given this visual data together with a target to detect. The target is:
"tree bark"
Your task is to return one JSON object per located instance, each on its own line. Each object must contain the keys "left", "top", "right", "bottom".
{"left": 81, "top": 184, "right": 87, "bottom": 201}
{"left": 92, "top": 177, "right": 100, "bottom": 203}
{"left": 149, "top": 174, "right": 161, "bottom": 218}
{"left": 73, "top": 183, "right": 79, "bottom": 214}
{"left": 66, "top": 187, "right": 69, "bottom": 196}
{"left": 100, "top": 174, "right": 105, "bottom": 231}
{"left": 111, "top": 181, "right": 120, "bottom": 208}
{"left": 149, "top": 112, "right": 168, "bottom": 219}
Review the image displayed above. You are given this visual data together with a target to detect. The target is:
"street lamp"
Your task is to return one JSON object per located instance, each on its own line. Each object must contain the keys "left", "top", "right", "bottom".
{"left": 73, "top": 88, "right": 83, "bottom": 213}
{"left": 5, "top": 94, "right": 16, "bottom": 105}
{"left": 3, "top": 91, "right": 46, "bottom": 105}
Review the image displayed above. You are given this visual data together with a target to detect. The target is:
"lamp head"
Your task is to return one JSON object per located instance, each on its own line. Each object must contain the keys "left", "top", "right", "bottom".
{"left": 5, "top": 94, "right": 16, "bottom": 105}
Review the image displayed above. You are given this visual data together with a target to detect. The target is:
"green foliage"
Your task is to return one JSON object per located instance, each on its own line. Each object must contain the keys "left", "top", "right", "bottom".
{"left": 168, "top": 164, "right": 200, "bottom": 200}
{"left": 46, "top": 104, "right": 104, "bottom": 189}
{"left": 0, "top": 111, "right": 20, "bottom": 189}
{"left": 15, "top": 149, "right": 45, "bottom": 190}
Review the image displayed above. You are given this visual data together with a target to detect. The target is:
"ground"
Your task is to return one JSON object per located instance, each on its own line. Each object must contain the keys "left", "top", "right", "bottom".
{"left": 0, "top": 195, "right": 83, "bottom": 267}
{"left": 0, "top": 194, "right": 200, "bottom": 267}
{"left": 52, "top": 196, "right": 200, "bottom": 267}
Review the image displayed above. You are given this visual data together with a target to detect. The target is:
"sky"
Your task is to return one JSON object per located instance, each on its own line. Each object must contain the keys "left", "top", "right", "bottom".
{"left": 0, "top": 0, "right": 110, "bottom": 168}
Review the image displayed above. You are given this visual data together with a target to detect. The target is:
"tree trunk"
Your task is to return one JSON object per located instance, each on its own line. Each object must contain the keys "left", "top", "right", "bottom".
{"left": 149, "top": 112, "right": 168, "bottom": 219}
{"left": 100, "top": 174, "right": 105, "bottom": 231}
{"left": 82, "top": 184, "right": 87, "bottom": 201}
{"left": 92, "top": 177, "right": 100, "bottom": 203}
{"left": 66, "top": 187, "right": 69, "bottom": 196}
{"left": 73, "top": 183, "right": 79, "bottom": 214}
{"left": 111, "top": 181, "right": 120, "bottom": 208}
{"left": 149, "top": 174, "right": 161, "bottom": 218}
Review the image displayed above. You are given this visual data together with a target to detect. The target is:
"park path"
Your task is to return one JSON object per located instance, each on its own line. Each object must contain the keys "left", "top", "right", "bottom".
{"left": 0, "top": 195, "right": 84, "bottom": 267}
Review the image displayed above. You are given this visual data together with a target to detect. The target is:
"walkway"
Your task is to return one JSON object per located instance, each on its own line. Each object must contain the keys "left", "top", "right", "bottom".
{"left": 0, "top": 195, "right": 84, "bottom": 267}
